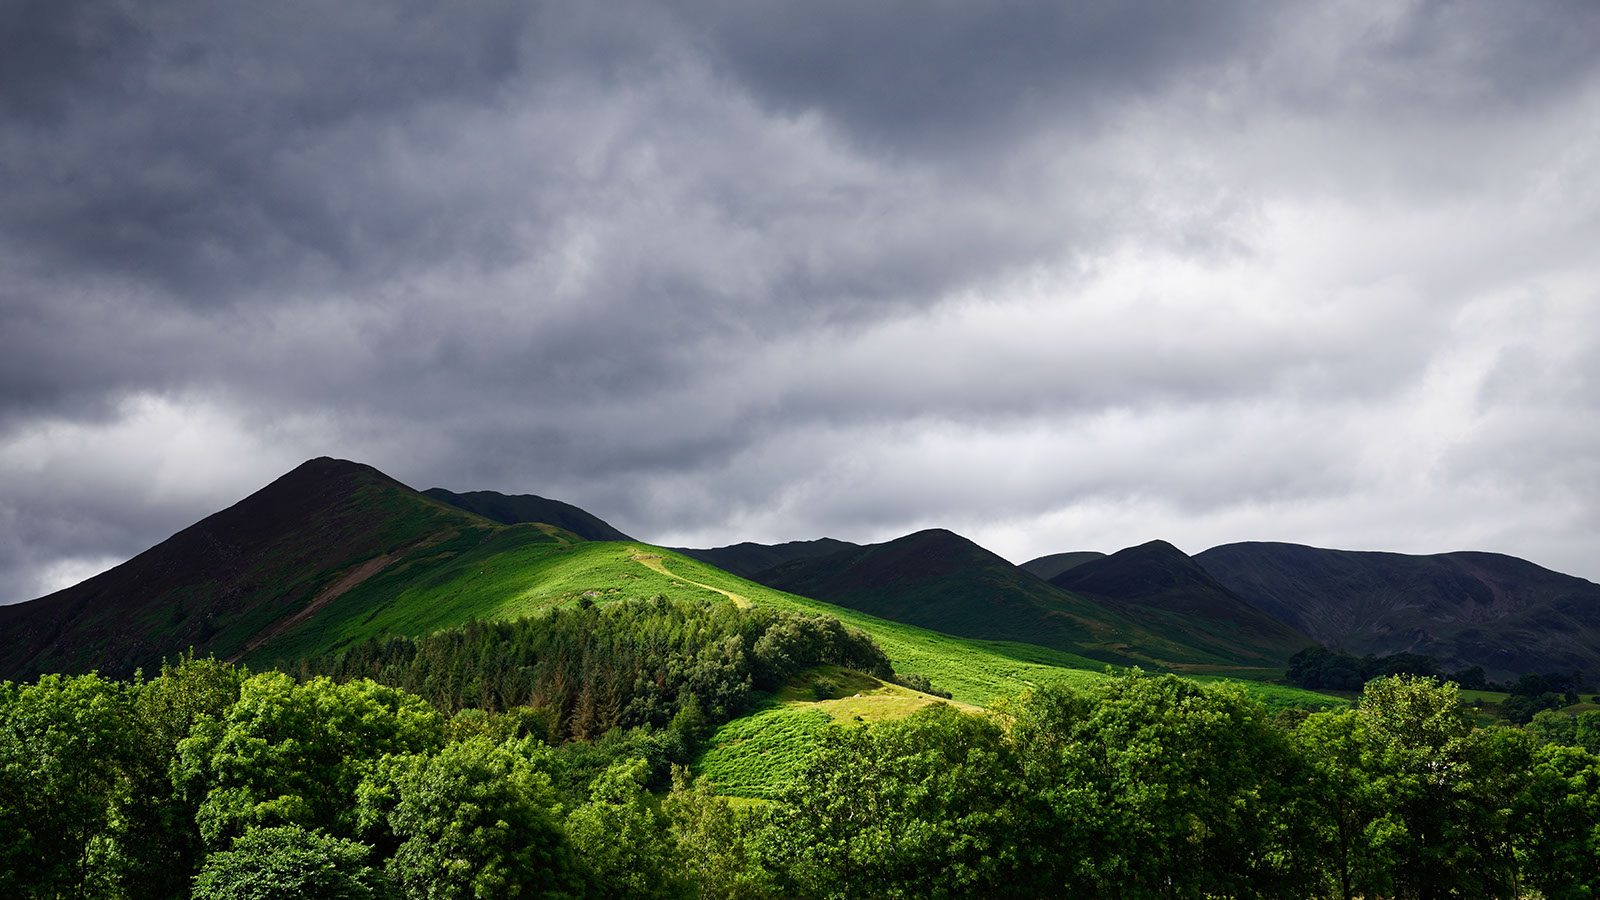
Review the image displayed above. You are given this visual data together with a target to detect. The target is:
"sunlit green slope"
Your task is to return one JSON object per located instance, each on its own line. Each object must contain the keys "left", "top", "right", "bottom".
{"left": 252, "top": 532, "right": 1339, "bottom": 714}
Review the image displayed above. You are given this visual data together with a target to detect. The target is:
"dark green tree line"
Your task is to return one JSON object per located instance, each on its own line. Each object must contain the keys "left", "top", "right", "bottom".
{"left": 297, "top": 596, "right": 892, "bottom": 740}
{"left": 3, "top": 656, "right": 1597, "bottom": 898}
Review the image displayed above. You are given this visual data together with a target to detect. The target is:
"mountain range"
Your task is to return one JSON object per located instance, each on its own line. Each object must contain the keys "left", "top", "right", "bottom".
{"left": 3, "top": 457, "right": 1596, "bottom": 684}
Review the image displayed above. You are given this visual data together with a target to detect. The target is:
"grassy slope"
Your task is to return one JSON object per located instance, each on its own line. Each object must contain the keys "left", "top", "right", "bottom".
{"left": 256, "top": 540, "right": 1343, "bottom": 721}
{"left": 693, "top": 664, "right": 977, "bottom": 798}
{"left": 252, "top": 540, "right": 1120, "bottom": 705}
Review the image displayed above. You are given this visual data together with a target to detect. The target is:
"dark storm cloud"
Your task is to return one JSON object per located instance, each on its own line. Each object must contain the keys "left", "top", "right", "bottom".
{"left": 0, "top": 0, "right": 145, "bottom": 123}
{"left": 684, "top": 0, "right": 1280, "bottom": 154}
{"left": 2, "top": 0, "right": 537, "bottom": 299}
{"left": 4, "top": 1, "right": 1600, "bottom": 603}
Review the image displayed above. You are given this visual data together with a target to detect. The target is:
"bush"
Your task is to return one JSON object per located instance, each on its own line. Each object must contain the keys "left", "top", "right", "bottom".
{"left": 890, "top": 673, "right": 952, "bottom": 699}
{"left": 193, "top": 825, "right": 389, "bottom": 900}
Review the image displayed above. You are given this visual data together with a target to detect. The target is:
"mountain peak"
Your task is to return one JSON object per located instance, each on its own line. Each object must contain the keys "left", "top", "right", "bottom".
{"left": 1051, "top": 539, "right": 1312, "bottom": 654}
{"left": 0, "top": 459, "right": 472, "bottom": 679}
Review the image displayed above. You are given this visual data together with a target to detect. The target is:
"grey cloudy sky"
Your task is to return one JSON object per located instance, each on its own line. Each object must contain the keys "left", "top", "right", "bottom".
{"left": 5, "top": 0, "right": 1600, "bottom": 604}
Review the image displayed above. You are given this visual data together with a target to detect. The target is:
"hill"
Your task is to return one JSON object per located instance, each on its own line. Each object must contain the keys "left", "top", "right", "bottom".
{"left": 749, "top": 529, "right": 1296, "bottom": 669}
{"left": 0, "top": 458, "right": 499, "bottom": 679}
{"left": 422, "top": 488, "right": 633, "bottom": 541}
{"left": 672, "top": 537, "right": 860, "bottom": 579}
{"left": 0, "top": 460, "right": 1124, "bottom": 702}
{"left": 1019, "top": 551, "right": 1107, "bottom": 581}
{"left": 1048, "top": 540, "right": 1313, "bottom": 665}
{"left": 1195, "top": 541, "right": 1600, "bottom": 680}
{"left": 0, "top": 459, "right": 1344, "bottom": 720}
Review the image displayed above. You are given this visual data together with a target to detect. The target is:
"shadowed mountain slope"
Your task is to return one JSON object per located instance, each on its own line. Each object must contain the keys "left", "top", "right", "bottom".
{"left": 422, "top": 488, "right": 633, "bottom": 542}
{"left": 0, "top": 458, "right": 499, "bottom": 680}
{"left": 1049, "top": 540, "right": 1313, "bottom": 663}
{"left": 1020, "top": 551, "right": 1108, "bottom": 581}
{"left": 750, "top": 529, "right": 1293, "bottom": 669}
{"left": 1195, "top": 541, "right": 1600, "bottom": 680}
{"left": 673, "top": 538, "right": 861, "bottom": 580}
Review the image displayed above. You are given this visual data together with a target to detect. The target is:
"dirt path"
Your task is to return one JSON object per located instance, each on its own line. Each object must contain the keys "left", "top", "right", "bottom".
{"left": 628, "top": 550, "right": 752, "bottom": 608}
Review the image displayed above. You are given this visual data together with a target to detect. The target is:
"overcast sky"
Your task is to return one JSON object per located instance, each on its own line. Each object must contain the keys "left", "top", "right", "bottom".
{"left": 4, "top": 0, "right": 1600, "bottom": 604}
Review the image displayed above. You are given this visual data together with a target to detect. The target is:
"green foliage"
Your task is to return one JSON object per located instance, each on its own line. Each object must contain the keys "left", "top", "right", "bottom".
{"left": 0, "top": 672, "right": 133, "bottom": 899}
{"left": 1513, "top": 743, "right": 1600, "bottom": 900}
{"left": 1287, "top": 645, "right": 1447, "bottom": 691}
{"left": 1006, "top": 673, "right": 1317, "bottom": 898}
{"left": 1527, "top": 708, "right": 1579, "bottom": 746}
{"left": 5, "top": 654, "right": 1595, "bottom": 899}
{"left": 567, "top": 757, "right": 691, "bottom": 899}
{"left": 664, "top": 767, "right": 777, "bottom": 900}
{"left": 758, "top": 704, "right": 1022, "bottom": 900}
{"left": 192, "top": 825, "right": 390, "bottom": 900}
{"left": 1294, "top": 676, "right": 1533, "bottom": 899}
{"left": 299, "top": 596, "right": 890, "bottom": 743}
{"left": 366, "top": 735, "right": 583, "bottom": 900}
{"left": 888, "top": 672, "right": 951, "bottom": 698}
{"left": 1579, "top": 710, "right": 1600, "bottom": 755}
{"left": 117, "top": 652, "right": 249, "bottom": 899}
{"left": 175, "top": 672, "right": 446, "bottom": 848}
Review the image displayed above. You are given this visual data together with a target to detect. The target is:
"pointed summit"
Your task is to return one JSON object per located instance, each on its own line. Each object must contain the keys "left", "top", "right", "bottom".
{"left": 1050, "top": 540, "right": 1312, "bottom": 656}
{"left": 0, "top": 458, "right": 483, "bottom": 679}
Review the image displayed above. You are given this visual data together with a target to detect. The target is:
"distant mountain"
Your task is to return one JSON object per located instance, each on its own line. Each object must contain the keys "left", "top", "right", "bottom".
{"left": 673, "top": 538, "right": 861, "bottom": 580}
{"left": 16, "top": 457, "right": 1591, "bottom": 687}
{"left": 1019, "top": 551, "right": 1107, "bottom": 581}
{"left": 1049, "top": 541, "right": 1313, "bottom": 663}
{"left": 1195, "top": 542, "right": 1600, "bottom": 680}
{"left": 422, "top": 488, "right": 633, "bottom": 542}
{"left": 0, "top": 458, "right": 498, "bottom": 680}
{"left": 751, "top": 529, "right": 1294, "bottom": 669}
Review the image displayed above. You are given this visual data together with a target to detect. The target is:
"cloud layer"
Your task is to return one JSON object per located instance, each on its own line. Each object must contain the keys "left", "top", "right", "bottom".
{"left": 5, "top": 0, "right": 1600, "bottom": 602}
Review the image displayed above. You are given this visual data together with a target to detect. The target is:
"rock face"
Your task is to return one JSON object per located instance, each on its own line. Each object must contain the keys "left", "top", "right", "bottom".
{"left": 1196, "top": 541, "right": 1600, "bottom": 680}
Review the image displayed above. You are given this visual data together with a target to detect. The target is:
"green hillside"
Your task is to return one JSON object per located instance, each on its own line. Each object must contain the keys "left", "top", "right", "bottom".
{"left": 1019, "top": 550, "right": 1108, "bottom": 580}
{"left": 750, "top": 528, "right": 1302, "bottom": 671}
{"left": 422, "top": 487, "right": 635, "bottom": 541}
{"left": 2, "top": 458, "right": 1341, "bottom": 741}
{"left": 248, "top": 536, "right": 1123, "bottom": 708}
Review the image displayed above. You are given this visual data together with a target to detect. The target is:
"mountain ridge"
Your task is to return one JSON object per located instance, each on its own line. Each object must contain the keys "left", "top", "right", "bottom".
{"left": 747, "top": 529, "right": 1294, "bottom": 669}
{"left": 6, "top": 457, "right": 1595, "bottom": 685}
{"left": 1048, "top": 540, "right": 1313, "bottom": 663}
{"left": 421, "top": 488, "right": 633, "bottom": 542}
{"left": 1196, "top": 541, "right": 1600, "bottom": 680}
{"left": 672, "top": 537, "right": 862, "bottom": 580}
